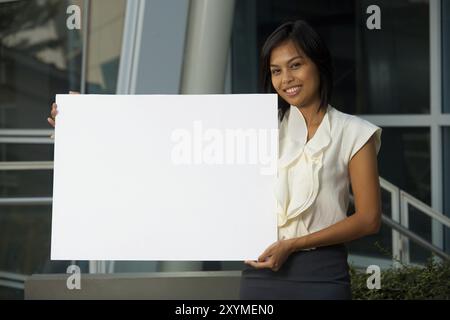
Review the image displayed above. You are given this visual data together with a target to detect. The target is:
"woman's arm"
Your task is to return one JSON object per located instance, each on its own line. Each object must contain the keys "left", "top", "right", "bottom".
{"left": 246, "top": 135, "right": 381, "bottom": 271}
{"left": 290, "top": 135, "right": 382, "bottom": 251}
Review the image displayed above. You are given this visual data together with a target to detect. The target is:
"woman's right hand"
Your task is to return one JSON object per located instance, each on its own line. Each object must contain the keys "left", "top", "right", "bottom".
{"left": 47, "top": 102, "right": 57, "bottom": 128}
{"left": 48, "top": 91, "right": 79, "bottom": 136}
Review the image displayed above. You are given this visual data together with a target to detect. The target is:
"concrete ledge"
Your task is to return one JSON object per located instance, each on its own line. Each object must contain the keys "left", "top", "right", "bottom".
{"left": 25, "top": 271, "right": 242, "bottom": 300}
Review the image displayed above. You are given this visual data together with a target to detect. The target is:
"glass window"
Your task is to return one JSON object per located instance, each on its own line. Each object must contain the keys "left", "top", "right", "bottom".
{"left": 408, "top": 205, "right": 433, "bottom": 264}
{"left": 378, "top": 127, "right": 431, "bottom": 205}
{"left": 378, "top": 127, "right": 432, "bottom": 261}
{"left": 0, "top": 0, "right": 84, "bottom": 129}
{"left": 354, "top": 0, "right": 429, "bottom": 114}
{"left": 85, "top": 0, "right": 126, "bottom": 94}
{"left": 0, "top": 0, "right": 85, "bottom": 283}
{"left": 0, "top": 0, "right": 125, "bottom": 285}
{"left": 231, "top": 0, "right": 430, "bottom": 115}
{"left": 347, "top": 188, "right": 393, "bottom": 260}
{"left": 348, "top": 127, "right": 431, "bottom": 261}
{"left": 0, "top": 143, "right": 54, "bottom": 162}
{"left": 0, "top": 205, "right": 89, "bottom": 278}
{"left": 0, "top": 286, "right": 24, "bottom": 300}
{"left": 0, "top": 206, "right": 57, "bottom": 275}
{"left": 0, "top": 170, "right": 53, "bottom": 197}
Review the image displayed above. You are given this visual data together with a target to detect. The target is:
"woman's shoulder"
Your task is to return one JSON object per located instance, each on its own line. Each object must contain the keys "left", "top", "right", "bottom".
{"left": 329, "top": 105, "right": 363, "bottom": 125}
{"left": 328, "top": 105, "right": 382, "bottom": 158}
{"left": 329, "top": 105, "right": 379, "bottom": 133}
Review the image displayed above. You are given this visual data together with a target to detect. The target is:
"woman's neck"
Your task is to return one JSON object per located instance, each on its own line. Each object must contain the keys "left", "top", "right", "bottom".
{"left": 295, "top": 100, "right": 324, "bottom": 127}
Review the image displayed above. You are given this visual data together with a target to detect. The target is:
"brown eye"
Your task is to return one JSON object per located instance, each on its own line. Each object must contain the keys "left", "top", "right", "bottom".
{"left": 291, "top": 62, "right": 301, "bottom": 69}
{"left": 271, "top": 69, "right": 281, "bottom": 75}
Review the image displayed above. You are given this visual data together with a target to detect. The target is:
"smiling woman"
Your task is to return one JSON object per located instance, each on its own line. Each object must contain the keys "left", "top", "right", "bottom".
{"left": 240, "top": 20, "right": 382, "bottom": 300}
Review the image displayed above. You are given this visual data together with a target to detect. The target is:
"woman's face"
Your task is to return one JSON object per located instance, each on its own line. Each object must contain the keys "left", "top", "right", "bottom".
{"left": 270, "top": 40, "right": 321, "bottom": 108}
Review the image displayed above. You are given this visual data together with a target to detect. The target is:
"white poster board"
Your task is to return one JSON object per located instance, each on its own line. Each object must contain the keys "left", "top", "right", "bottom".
{"left": 51, "top": 94, "right": 278, "bottom": 261}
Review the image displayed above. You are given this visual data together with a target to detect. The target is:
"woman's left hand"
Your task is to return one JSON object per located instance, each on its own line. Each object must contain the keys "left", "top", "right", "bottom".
{"left": 244, "top": 239, "right": 295, "bottom": 272}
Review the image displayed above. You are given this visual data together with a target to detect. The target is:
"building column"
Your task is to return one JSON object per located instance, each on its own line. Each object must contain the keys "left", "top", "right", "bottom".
{"left": 160, "top": 0, "right": 235, "bottom": 272}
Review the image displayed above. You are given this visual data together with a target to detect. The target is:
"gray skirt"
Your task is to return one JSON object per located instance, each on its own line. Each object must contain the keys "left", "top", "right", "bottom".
{"left": 239, "top": 244, "right": 352, "bottom": 300}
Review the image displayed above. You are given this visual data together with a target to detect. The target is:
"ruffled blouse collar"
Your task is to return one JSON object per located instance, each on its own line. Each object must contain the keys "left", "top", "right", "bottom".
{"left": 278, "top": 105, "right": 331, "bottom": 168}
{"left": 276, "top": 105, "right": 332, "bottom": 227}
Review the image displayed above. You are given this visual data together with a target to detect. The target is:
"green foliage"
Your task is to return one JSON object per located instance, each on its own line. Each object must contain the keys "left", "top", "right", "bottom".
{"left": 350, "top": 242, "right": 450, "bottom": 300}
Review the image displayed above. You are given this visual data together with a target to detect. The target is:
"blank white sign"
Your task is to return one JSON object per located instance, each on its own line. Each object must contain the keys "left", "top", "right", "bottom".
{"left": 51, "top": 94, "right": 278, "bottom": 261}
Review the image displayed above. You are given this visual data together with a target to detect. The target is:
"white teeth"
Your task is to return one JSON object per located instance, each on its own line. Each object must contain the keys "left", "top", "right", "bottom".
{"left": 285, "top": 86, "right": 300, "bottom": 94}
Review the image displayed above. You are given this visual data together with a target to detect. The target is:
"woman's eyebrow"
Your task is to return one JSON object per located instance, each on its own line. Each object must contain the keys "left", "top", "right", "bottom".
{"left": 270, "top": 55, "right": 305, "bottom": 67}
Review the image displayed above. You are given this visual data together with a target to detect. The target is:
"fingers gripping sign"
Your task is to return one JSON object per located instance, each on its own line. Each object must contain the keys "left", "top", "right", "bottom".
{"left": 48, "top": 91, "right": 80, "bottom": 138}
{"left": 245, "top": 239, "right": 294, "bottom": 272}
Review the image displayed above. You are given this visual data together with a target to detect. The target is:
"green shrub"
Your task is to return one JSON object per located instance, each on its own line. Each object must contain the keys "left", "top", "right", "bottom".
{"left": 350, "top": 244, "right": 450, "bottom": 299}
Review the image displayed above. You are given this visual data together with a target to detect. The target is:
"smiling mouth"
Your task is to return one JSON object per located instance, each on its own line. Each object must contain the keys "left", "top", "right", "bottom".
{"left": 283, "top": 86, "right": 301, "bottom": 97}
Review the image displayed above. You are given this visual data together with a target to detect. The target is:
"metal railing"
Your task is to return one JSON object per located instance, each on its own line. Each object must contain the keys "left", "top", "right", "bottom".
{"left": 0, "top": 162, "right": 53, "bottom": 171}
{"left": 0, "top": 271, "right": 27, "bottom": 290}
{"left": 379, "top": 177, "right": 450, "bottom": 265}
{"left": 381, "top": 215, "right": 450, "bottom": 261}
{"left": 0, "top": 129, "right": 54, "bottom": 144}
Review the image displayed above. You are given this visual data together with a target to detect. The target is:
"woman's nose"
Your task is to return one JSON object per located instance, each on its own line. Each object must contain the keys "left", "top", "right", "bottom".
{"left": 281, "top": 70, "right": 294, "bottom": 84}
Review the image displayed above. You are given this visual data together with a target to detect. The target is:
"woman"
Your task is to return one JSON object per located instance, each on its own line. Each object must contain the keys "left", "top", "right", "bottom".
{"left": 48, "top": 19, "right": 382, "bottom": 300}
{"left": 239, "top": 20, "right": 382, "bottom": 300}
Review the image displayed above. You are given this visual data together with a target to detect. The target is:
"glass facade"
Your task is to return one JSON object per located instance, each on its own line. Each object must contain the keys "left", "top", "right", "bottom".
{"left": 347, "top": 188, "right": 393, "bottom": 260}
{"left": 385, "top": 122, "right": 435, "bottom": 261}
{"left": 85, "top": 0, "right": 125, "bottom": 94}
{"left": 231, "top": 0, "right": 430, "bottom": 115}
{"left": 354, "top": 0, "right": 429, "bottom": 115}
{"left": 0, "top": 206, "right": 52, "bottom": 275}
{"left": 0, "top": 0, "right": 84, "bottom": 130}
{"left": 408, "top": 205, "right": 434, "bottom": 264}
{"left": 0, "top": 143, "right": 54, "bottom": 162}
{"left": 378, "top": 128, "right": 431, "bottom": 205}
{"left": 0, "top": 0, "right": 125, "bottom": 298}
{"left": 0, "top": 0, "right": 85, "bottom": 298}
{"left": 0, "top": 170, "right": 53, "bottom": 197}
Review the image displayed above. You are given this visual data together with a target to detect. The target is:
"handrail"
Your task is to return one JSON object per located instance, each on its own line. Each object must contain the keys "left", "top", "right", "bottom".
{"left": 0, "top": 161, "right": 53, "bottom": 170}
{"left": 381, "top": 215, "right": 450, "bottom": 261}
{"left": 0, "top": 129, "right": 54, "bottom": 143}
{"left": 400, "top": 190, "right": 450, "bottom": 228}
{"left": 379, "top": 177, "right": 402, "bottom": 263}
{"left": 349, "top": 193, "right": 449, "bottom": 262}
{"left": 0, "top": 271, "right": 28, "bottom": 290}
{"left": 0, "top": 129, "right": 54, "bottom": 136}
{"left": 379, "top": 176, "right": 450, "bottom": 264}
{"left": 0, "top": 137, "right": 53, "bottom": 143}
{"left": 0, "top": 197, "right": 52, "bottom": 206}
